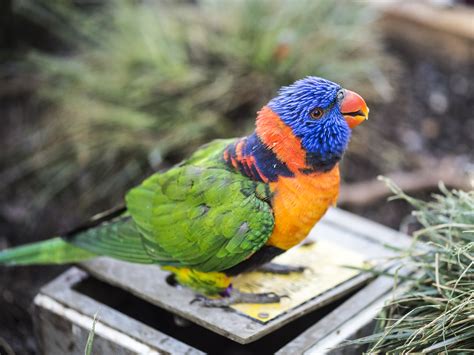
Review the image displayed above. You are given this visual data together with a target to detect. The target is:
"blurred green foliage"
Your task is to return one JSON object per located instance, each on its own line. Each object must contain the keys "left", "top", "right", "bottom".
{"left": 4, "top": 0, "right": 385, "bottom": 210}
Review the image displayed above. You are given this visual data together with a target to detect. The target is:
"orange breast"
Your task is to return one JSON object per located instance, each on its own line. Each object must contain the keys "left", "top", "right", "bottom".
{"left": 266, "top": 165, "right": 340, "bottom": 250}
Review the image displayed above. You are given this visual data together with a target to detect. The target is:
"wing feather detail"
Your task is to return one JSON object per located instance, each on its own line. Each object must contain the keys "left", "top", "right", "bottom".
{"left": 126, "top": 143, "right": 274, "bottom": 272}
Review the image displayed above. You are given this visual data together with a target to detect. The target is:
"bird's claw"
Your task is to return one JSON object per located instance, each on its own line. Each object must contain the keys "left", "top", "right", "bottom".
{"left": 191, "top": 290, "right": 285, "bottom": 308}
{"left": 257, "top": 262, "right": 309, "bottom": 274}
{"left": 190, "top": 295, "right": 210, "bottom": 305}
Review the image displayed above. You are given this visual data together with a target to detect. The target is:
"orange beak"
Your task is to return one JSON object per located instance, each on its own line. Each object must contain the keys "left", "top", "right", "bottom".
{"left": 340, "top": 90, "right": 369, "bottom": 129}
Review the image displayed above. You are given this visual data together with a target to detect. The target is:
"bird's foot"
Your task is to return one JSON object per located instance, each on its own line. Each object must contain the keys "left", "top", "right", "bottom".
{"left": 257, "top": 262, "right": 307, "bottom": 274}
{"left": 191, "top": 290, "right": 284, "bottom": 308}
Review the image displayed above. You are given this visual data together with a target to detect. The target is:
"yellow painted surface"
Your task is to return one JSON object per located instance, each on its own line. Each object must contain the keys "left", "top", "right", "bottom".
{"left": 231, "top": 239, "right": 368, "bottom": 323}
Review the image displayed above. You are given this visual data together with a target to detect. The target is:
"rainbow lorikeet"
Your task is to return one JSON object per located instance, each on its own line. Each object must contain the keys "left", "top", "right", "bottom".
{"left": 0, "top": 77, "right": 368, "bottom": 306}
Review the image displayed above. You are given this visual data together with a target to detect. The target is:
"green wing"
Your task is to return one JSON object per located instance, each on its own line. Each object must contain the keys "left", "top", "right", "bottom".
{"left": 126, "top": 140, "right": 275, "bottom": 272}
{"left": 0, "top": 140, "right": 274, "bottom": 269}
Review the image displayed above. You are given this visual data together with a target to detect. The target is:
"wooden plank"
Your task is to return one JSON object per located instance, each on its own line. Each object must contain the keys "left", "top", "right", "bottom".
{"left": 79, "top": 257, "right": 369, "bottom": 344}
{"left": 231, "top": 239, "right": 369, "bottom": 322}
{"left": 76, "top": 208, "right": 410, "bottom": 344}
{"left": 275, "top": 276, "right": 392, "bottom": 354}
{"left": 36, "top": 268, "right": 203, "bottom": 355}
{"left": 34, "top": 208, "right": 413, "bottom": 351}
{"left": 35, "top": 298, "right": 152, "bottom": 355}
{"left": 277, "top": 266, "right": 415, "bottom": 354}
{"left": 321, "top": 208, "right": 413, "bottom": 250}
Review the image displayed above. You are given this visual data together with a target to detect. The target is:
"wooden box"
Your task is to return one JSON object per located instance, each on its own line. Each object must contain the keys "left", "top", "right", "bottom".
{"left": 34, "top": 208, "right": 412, "bottom": 354}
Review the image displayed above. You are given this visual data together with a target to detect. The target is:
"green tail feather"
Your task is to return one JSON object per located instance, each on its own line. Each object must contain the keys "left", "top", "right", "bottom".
{"left": 0, "top": 217, "right": 154, "bottom": 266}
{"left": 0, "top": 237, "right": 96, "bottom": 265}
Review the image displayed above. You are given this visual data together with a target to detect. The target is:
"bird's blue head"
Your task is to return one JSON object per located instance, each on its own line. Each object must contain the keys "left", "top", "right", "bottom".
{"left": 263, "top": 76, "right": 368, "bottom": 172}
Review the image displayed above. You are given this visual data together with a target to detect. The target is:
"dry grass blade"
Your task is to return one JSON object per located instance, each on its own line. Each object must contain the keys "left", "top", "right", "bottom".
{"left": 345, "top": 180, "right": 474, "bottom": 353}
{"left": 85, "top": 312, "right": 98, "bottom": 355}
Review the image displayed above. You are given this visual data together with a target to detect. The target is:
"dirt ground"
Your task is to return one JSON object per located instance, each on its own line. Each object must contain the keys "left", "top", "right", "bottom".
{"left": 0, "top": 36, "right": 472, "bottom": 354}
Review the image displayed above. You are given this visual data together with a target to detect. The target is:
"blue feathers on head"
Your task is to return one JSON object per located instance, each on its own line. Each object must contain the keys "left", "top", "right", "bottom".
{"left": 268, "top": 76, "right": 351, "bottom": 172}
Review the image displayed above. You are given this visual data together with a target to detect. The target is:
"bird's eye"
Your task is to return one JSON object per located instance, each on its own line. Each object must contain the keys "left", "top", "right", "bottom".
{"left": 337, "top": 90, "right": 345, "bottom": 101}
{"left": 310, "top": 108, "right": 323, "bottom": 119}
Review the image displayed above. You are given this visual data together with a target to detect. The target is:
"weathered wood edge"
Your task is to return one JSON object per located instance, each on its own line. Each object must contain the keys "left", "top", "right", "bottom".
{"left": 276, "top": 276, "right": 392, "bottom": 354}
{"left": 276, "top": 267, "right": 414, "bottom": 354}
{"left": 323, "top": 208, "right": 413, "bottom": 249}
{"left": 37, "top": 267, "right": 204, "bottom": 355}
{"left": 80, "top": 259, "right": 371, "bottom": 344}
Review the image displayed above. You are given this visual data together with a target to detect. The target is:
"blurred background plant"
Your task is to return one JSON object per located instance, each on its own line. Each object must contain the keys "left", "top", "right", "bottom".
{"left": 1, "top": 0, "right": 385, "bottom": 216}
